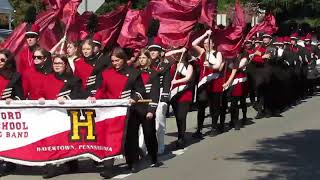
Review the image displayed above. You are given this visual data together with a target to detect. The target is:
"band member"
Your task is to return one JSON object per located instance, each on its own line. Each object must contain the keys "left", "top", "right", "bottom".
{"left": 66, "top": 41, "right": 80, "bottom": 72}
{"left": 88, "top": 47, "right": 145, "bottom": 177}
{"left": 289, "top": 33, "right": 306, "bottom": 101}
{"left": 0, "top": 49, "right": 24, "bottom": 177}
{"left": 191, "top": 30, "right": 223, "bottom": 137}
{"left": 148, "top": 37, "right": 172, "bottom": 154}
{"left": 222, "top": 52, "right": 249, "bottom": 130}
{"left": 243, "top": 39, "right": 257, "bottom": 105}
{"left": 92, "top": 32, "right": 111, "bottom": 68}
{"left": 38, "top": 55, "right": 85, "bottom": 102}
{"left": 246, "top": 34, "right": 273, "bottom": 119}
{"left": 38, "top": 55, "right": 85, "bottom": 178}
{"left": 273, "top": 37, "right": 296, "bottom": 107}
{"left": 167, "top": 47, "right": 194, "bottom": 148}
{"left": 22, "top": 47, "right": 52, "bottom": 100}
{"left": 135, "top": 49, "right": 160, "bottom": 166}
{"left": 18, "top": 24, "right": 40, "bottom": 74}
{"left": 303, "top": 33, "right": 317, "bottom": 95}
{"left": 74, "top": 39, "right": 109, "bottom": 96}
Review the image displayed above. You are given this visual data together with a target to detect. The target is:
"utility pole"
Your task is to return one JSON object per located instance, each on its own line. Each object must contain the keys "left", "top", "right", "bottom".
{"left": 85, "top": 0, "right": 88, "bottom": 11}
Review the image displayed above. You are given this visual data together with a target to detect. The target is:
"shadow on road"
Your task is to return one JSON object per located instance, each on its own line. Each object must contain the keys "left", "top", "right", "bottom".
{"left": 225, "top": 130, "right": 320, "bottom": 180}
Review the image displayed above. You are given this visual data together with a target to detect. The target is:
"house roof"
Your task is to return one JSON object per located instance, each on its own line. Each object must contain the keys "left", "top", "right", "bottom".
{"left": 0, "top": 0, "right": 13, "bottom": 14}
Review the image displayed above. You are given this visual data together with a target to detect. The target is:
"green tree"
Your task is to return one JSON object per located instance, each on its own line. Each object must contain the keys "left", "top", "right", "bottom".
{"left": 96, "top": 0, "right": 148, "bottom": 15}
{"left": 9, "top": 0, "right": 43, "bottom": 27}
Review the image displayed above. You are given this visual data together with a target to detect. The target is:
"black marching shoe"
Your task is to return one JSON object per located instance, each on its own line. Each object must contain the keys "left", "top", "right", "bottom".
{"left": 176, "top": 138, "right": 186, "bottom": 149}
{"left": 217, "top": 124, "right": 225, "bottom": 133}
{"left": 255, "top": 112, "right": 264, "bottom": 119}
{"left": 242, "top": 116, "right": 248, "bottom": 126}
{"left": 234, "top": 121, "right": 241, "bottom": 130}
{"left": 128, "top": 163, "right": 139, "bottom": 173}
{"left": 192, "top": 130, "right": 203, "bottom": 139}
{"left": 150, "top": 158, "right": 161, "bottom": 168}
{"left": 100, "top": 169, "right": 115, "bottom": 179}
{"left": 42, "top": 165, "right": 61, "bottom": 179}
{"left": 0, "top": 162, "right": 16, "bottom": 177}
{"left": 66, "top": 160, "right": 78, "bottom": 173}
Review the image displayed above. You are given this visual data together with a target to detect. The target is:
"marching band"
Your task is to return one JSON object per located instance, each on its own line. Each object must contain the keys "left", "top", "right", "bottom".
{"left": 1, "top": 20, "right": 320, "bottom": 179}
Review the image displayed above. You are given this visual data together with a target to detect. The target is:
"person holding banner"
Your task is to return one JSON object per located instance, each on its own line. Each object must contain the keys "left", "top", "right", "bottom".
{"left": 74, "top": 39, "right": 109, "bottom": 97}
{"left": 88, "top": 47, "right": 145, "bottom": 176}
{"left": 36, "top": 55, "right": 85, "bottom": 178}
{"left": 191, "top": 30, "right": 223, "bottom": 138}
{"left": 22, "top": 47, "right": 52, "bottom": 100}
{"left": 0, "top": 49, "right": 25, "bottom": 177}
{"left": 135, "top": 49, "right": 160, "bottom": 167}
{"left": 148, "top": 37, "right": 172, "bottom": 154}
{"left": 38, "top": 55, "right": 85, "bottom": 103}
{"left": 167, "top": 47, "right": 194, "bottom": 148}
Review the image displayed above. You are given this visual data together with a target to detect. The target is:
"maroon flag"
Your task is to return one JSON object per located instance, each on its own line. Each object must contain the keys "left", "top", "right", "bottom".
{"left": 61, "top": 0, "right": 82, "bottom": 42}
{"left": 199, "top": 0, "right": 217, "bottom": 28}
{"left": 36, "top": 10, "right": 64, "bottom": 50}
{"left": 117, "top": 8, "right": 152, "bottom": 49}
{"left": 245, "top": 13, "right": 278, "bottom": 40}
{"left": 149, "top": 0, "right": 202, "bottom": 48}
{"left": 1, "top": 23, "right": 28, "bottom": 55}
{"left": 76, "top": 11, "right": 95, "bottom": 40}
{"left": 3, "top": 0, "right": 82, "bottom": 55}
{"left": 216, "top": 0, "right": 246, "bottom": 59}
{"left": 97, "top": 4, "right": 129, "bottom": 48}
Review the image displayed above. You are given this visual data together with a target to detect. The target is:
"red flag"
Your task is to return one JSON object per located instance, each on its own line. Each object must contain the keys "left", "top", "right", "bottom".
{"left": 117, "top": 8, "right": 152, "bottom": 49}
{"left": 149, "top": 0, "right": 202, "bottom": 48}
{"left": 199, "top": 0, "right": 217, "bottom": 28}
{"left": 97, "top": 4, "right": 129, "bottom": 48}
{"left": 1, "top": 23, "right": 28, "bottom": 55}
{"left": 76, "top": 11, "right": 95, "bottom": 40}
{"left": 3, "top": 0, "right": 82, "bottom": 55}
{"left": 216, "top": 0, "right": 246, "bottom": 59}
{"left": 36, "top": 10, "right": 63, "bottom": 50}
{"left": 245, "top": 13, "right": 278, "bottom": 40}
{"left": 61, "top": 0, "right": 82, "bottom": 42}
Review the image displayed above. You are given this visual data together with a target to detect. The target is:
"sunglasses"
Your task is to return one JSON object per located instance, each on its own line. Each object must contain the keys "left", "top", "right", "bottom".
{"left": 0, "top": 58, "right": 6, "bottom": 63}
{"left": 53, "top": 62, "right": 65, "bottom": 65}
{"left": 33, "top": 55, "right": 45, "bottom": 60}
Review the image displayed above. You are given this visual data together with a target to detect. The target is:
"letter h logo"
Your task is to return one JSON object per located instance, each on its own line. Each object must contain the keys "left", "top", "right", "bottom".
{"left": 67, "top": 109, "right": 97, "bottom": 142}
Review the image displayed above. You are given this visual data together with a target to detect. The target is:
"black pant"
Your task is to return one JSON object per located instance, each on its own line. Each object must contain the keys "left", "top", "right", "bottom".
{"left": 135, "top": 107, "right": 158, "bottom": 163}
{"left": 240, "top": 96, "right": 247, "bottom": 119}
{"left": 171, "top": 101, "right": 190, "bottom": 140}
{"left": 209, "top": 92, "right": 224, "bottom": 128}
{"left": 196, "top": 88, "right": 208, "bottom": 132}
{"left": 125, "top": 109, "right": 139, "bottom": 166}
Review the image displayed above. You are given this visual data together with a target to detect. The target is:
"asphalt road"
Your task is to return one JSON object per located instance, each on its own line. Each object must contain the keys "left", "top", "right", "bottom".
{"left": 4, "top": 94, "right": 320, "bottom": 180}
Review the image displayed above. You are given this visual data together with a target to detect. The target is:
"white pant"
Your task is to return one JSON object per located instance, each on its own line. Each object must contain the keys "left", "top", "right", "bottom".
{"left": 155, "top": 102, "right": 168, "bottom": 154}
{"left": 138, "top": 125, "right": 147, "bottom": 154}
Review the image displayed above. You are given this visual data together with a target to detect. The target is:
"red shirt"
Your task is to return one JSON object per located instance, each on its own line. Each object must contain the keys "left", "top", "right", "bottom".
{"left": 39, "top": 74, "right": 65, "bottom": 100}
{"left": 170, "top": 63, "right": 193, "bottom": 103}
{"left": 18, "top": 47, "right": 34, "bottom": 74}
{"left": 251, "top": 46, "right": 266, "bottom": 64}
{"left": 95, "top": 68, "right": 129, "bottom": 99}
{"left": 22, "top": 68, "right": 50, "bottom": 100}
{"left": 74, "top": 57, "right": 94, "bottom": 89}
{"left": 0, "top": 75, "right": 9, "bottom": 100}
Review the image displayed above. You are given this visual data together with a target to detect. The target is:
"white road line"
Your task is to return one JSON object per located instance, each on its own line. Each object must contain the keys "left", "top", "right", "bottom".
{"left": 171, "top": 148, "right": 188, "bottom": 155}
{"left": 113, "top": 173, "right": 132, "bottom": 179}
{"left": 113, "top": 148, "right": 188, "bottom": 179}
